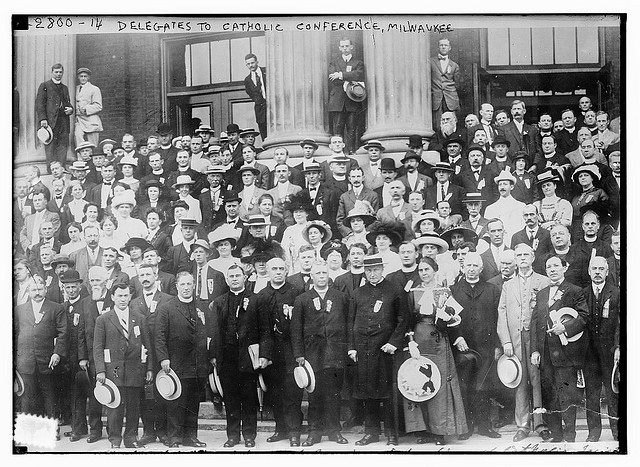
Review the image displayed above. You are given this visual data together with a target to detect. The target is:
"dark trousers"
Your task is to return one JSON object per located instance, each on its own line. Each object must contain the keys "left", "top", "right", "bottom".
{"left": 71, "top": 371, "right": 89, "bottom": 436}
{"left": 540, "top": 346, "right": 580, "bottom": 441}
{"left": 44, "top": 117, "right": 70, "bottom": 170}
{"left": 361, "top": 398, "right": 393, "bottom": 436}
{"left": 343, "top": 360, "right": 365, "bottom": 424}
{"left": 107, "top": 386, "right": 142, "bottom": 445}
{"left": 55, "top": 369, "right": 74, "bottom": 423}
{"left": 21, "top": 369, "right": 56, "bottom": 418}
{"left": 219, "top": 367, "right": 258, "bottom": 441}
{"left": 264, "top": 363, "right": 303, "bottom": 436}
{"left": 308, "top": 368, "right": 343, "bottom": 437}
{"left": 140, "top": 383, "right": 167, "bottom": 440}
{"left": 166, "top": 377, "right": 202, "bottom": 444}
{"left": 584, "top": 345, "right": 618, "bottom": 439}
{"left": 254, "top": 101, "right": 267, "bottom": 141}
{"left": 456, "top": 356, "right": 492, "bottom": 432}
{"left": 331, "top": 111, "right": 358, "bottom": 154}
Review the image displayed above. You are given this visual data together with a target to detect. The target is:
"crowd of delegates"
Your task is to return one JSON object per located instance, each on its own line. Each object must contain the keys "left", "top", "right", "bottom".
{"left": 13, "top": 96, "right": 622, "bottom": 449}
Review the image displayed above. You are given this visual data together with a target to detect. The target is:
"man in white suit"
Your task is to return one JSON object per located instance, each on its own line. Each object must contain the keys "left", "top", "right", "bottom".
{"left": 74, "top": 68, "right": 103, "bottom": 146}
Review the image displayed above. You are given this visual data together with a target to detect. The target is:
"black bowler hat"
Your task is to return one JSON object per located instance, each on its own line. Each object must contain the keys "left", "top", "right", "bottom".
{"left": 407, "top": 135, "right": 424, "bottom": 149}
{"left": 466, "top": 144, "right": 486, "bottom": 157}
{"left": 492, "top": 135, "right": 511, "bottom": 148}
{"left": 226, "top": 123, "right": 241, "bottom": 134}
{"left": 157, "top": 123, "right": 172, "bottom": 135}
{"left": 379, "top": 158, "right": 398, "bottom": 171}
{"left": 445, "top": 135, "right": 465, "bottom": 148}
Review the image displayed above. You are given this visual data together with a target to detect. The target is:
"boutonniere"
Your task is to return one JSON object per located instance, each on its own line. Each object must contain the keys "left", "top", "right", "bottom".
{"left": 523, "top": 130, "right": 529, "bottom": 137}
{"left": 313, "top": 297, "right": 321, "bottom": 311}
{"left": 552, "top": 289, "right": 564, "bottom": 303}
{"left": 326, "top": 300, "right": 333, "bottom": 313}
{"left": 197, "top": 308, "right": 206, "bottom": 325}
{"left": 243, "top": 297, "right": 250, "bottom": 310}
{"left": 282, "top": 304, "right": 293, "bottom": 319}
{"left": 105, "top": 279, "right": 113, "bottom": 290}
{"left": 249, "top": 196, "right": 258, "bottom": 209}
{"left": 159, "top": 177, "right": 165, "bottom": 184}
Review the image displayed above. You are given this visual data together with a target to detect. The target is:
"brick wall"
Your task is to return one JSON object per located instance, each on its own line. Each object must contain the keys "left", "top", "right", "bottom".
{"left": 76, "top": 33, "right": 163, "bottom": 143}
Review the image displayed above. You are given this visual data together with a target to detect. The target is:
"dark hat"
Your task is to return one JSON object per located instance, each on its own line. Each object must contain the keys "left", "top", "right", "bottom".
{"left": 440, "top": 226, "right": 479, "bottom": 249}
{"left": 120, "top": 237, "right": 153, "bottom": 254}
{"left": 226, "top": 123, "right": 241, "bottom": 134}
{"left": 222, "top": 190, "right": 242, "bottom": 204}
{"left": 157, "top": 123, "right": 172, "bottom": 135}
{"left": 444, "top": 135, "right": 465, "bottom": 148}
{"left": 59, "top": 269, "right": 83, "bottom": 284}
{"left": 491, "top": 135, "right": 511, "bottom": 148}
{"left": 240, "top": 128, "right": 260, "bottom": 137}
{"left": 366, "top": 221, "right": 405, "bottom": 247}
{"left": 171, "top": 199, "right": 190, "bottom": 211}
{"left": 239, "top": 238, "right": 280, "bottom": 264}
{"left": 345, "top": 81, "right": 367, "bottom": 102}
{"left": 407, "top": 135, "right": 425, "bottom": 149}
{"left": 284, "top": 191, "right": 315, "bottom": 215}
{"left": 320, "top": 240, "right": 348, "bottom": 261}
{"left": 76, "top": 67, "right": 92, "bottom": 75}
{"left": 363, "top": 255, "right": 384, "bottom": 267}
{"left": 111, "top": 144, "right": 124, "bottom": 152}
{"left": 511, "top": 151, "right": 529, "bottom": 162}
{"left": 454, "top": 348, "right": 484, "bottom": 369}
{"left": 379, "top": 158, "right": 398, "bottom": 171}
{"left": 364, "top": 140, "right": 386, "bottom": 152}
{"left": 432, "top": 162, "right": 455, "bottom": 173}
{"left": 51, "top": 254, "right": 76, "bottom": 270}
{"left": 400, "top": 150, "right": 421, "bottom": 164}
{"left": 138, "top": 138, "right": 148, "bottom": 148}
{"left": 467, "top": 144, "right": 486, "bottom": 156}
{"left": 144, "top": 179, "right": 163, "bottom": 190}
{"left": 299, "top": 138, "right": 319, "bottom": 149}
{"left": 238, "top": 164, "right": 261, "bottom": 176}
{"left": 91, "top": 151, "right": 108, "bottom": 158}
{"left": 180, "top": 218, "right": 199, "bottom": 227}
{"left": 462, "top": 192, "right": 486, "bottom": 204}
{"left": 190, "top": 239, "right": 211, "bottom": 254}
{"left": 536, "top": 169, "right": 563, "bottom": 186}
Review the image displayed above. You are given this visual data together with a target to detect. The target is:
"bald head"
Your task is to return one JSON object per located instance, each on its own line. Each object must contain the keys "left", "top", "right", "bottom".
{"left": 266, "top": 257, "right": 287, "bottom": 285}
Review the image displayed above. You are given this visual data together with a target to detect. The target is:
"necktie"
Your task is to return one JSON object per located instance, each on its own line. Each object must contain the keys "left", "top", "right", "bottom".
{"left": 440, "top": 184, "right": 446, "bottom": 201}
{"left": 473, "top": 170, "right": 480, "bottom": 181}
{"left": 120, "top": 317, "right": 129, "bottom": 340}
{"left": 78, "top": 85, "right": 83, "bottom": 93}
{"left": 197, "top": 267, "right": 203, "bottom": 297}
{"left": 528, "top": 230, "right": 534, "bottom": 241}
{"left": 255, "top": 72, "right": 262, "bottom": 89}
{"left": 594, "top": 287, "right": 600, "bottom": 300}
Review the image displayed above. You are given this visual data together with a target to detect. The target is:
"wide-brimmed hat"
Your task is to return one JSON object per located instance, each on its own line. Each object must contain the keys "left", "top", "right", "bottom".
{"left": 302, "top": 220, "right": 332, "bottom": 244}
{"left": 494, "top": 169, "right": 517, "bottom": 184}
{"left": 364, "top": 140, "right": 385, "bottom": 152}
{"left": 284, "top": 191, "right": 315, "bottom": 215}
{"left": 612, "top": 359, "right": 620, "bottom": 394}
{"left": 379, "top": 158, "right": 398, "bottom": 171}
{"left": 51, "top": 254, "right": 76, "bottom": 270}
{"left": 209, "top": 367, "right": 223, "bottom": 397}
{"left": 412, "top": 233, "right": 449, "bottom": 254}
{"left": 497, "top": 354, "right": 523, "bottom": 389}
{"left": 343, "top": 200, "right": 376, "bottom": 228}
{"left": 14, "top": 370, "right": 25, "bottom": 397}
{"left": 320, "top": 240, "right": 348, "bottom": 261}
{"left": 551, "top": 307, "right": 585, "bottom": 343}
{"left": 444, "top": 135, "right": 465, "bottom": 148}
{"left": 172, "top": 174, "right": 196, "bottom": 188}
{"left": 70, "top": 161, "right": 90, "bottom": 171}
{"left": 572, "top": 164, "right": 601, "bottom": 183}
{"left": 172, "top": 136, "right": 182, "bottom": 148}
{"left": 111, "top": 191, "right": 137, "bottom": 208}
{"left": 99, "top": 138, "right": 117, "bottom": 150}
{"left": 366, "top": 221, "right": 405, "bottom": 247}
{"left": 76, "top": 67, "right": 92, "bottom": 75}
{"left": 299, "top": 138, "right": 319, "bottom": 149}
{"left": 432, "top": 162, "right": 455, "bottom": 173}
{"left": 245, "top": 215, "right": 270, "bottom": 227}
{"left": 397, "top": 356, "right": 442, "bottom": 402}
{"left": 440, "top": 226, "right": 479, "bottom": 248}
{"left": 412, "top": 211, "right": 442, "bottom": 233}
{"left": 94, "top": 378, "right": 121, "bottom": 409}
{"left": 37, "top": 126, "right": 53, "bottom": 145}
{"left": 75, "top": 141, "right": 96, "bottom": 153}
{"left": 117, "top": 155, "right": 138, "bottom": 167}
{"left": 462, "top": 192, "right": 486, "bottom": 204}
{"left": 196, "top": 124, "right": 214, "bottom": 134}
{"left": 454, "top": 348, "right": 484, "bottom": 368}
{"left": 59, "top": 269, "right": 83, "bottom": 284}
{"left": 156, "top": 369, "right": 182, "bottom": 401}
{"left": 238, "top": 164, "right": 261, "bottom": 176}
{"left": 120, "top": 237, "right": 153, "bottom": 254}
{"left": 400, "top": 150, "right": 421, "bottom": 164}
{"left": 407, "top": 134, "right": 425, "bottom": 149}
{"left": 491, "top": 135, "right": 511, "bottom": 148}
{"left": 344, "top": 81, "right": 366, "bottom": 102}
{"left": 293, "top": 361, "right": 316, "bottom": 393}
{"left": 536, "top": 169, "right": 563, "bottom": 186}
{"left": 208, "top": 224, "right": 240, "bottom": 246}
{"left": 240, "top": 128, "right": 260, "bottom": 137}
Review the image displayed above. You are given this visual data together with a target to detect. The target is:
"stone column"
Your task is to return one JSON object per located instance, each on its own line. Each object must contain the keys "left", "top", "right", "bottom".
{"left": 14, "top": 33, "right": 76, "bottom": 172}
{"left": 360, "top": 30, "right": 434, "bottom": 155}
{"left": 260, "top": 31, "right": 334, "bottom": 162}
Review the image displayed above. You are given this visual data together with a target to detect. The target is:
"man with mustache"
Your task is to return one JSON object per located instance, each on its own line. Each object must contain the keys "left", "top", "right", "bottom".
{"left": 484, "top": 171, "right": 526, "bottom": 247}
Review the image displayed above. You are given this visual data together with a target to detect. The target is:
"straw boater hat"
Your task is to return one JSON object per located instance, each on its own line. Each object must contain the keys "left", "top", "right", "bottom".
{"left": 205, "top": 165, "right": 226, "bottom": 175}
{"left": 412, "top": 233, "right": 449, "bottom": 254}
{"left": 240, "top": 128, "right": 260, "bottom": 137}
{"left": 462, "top": 192, "right": 486, "bottom": 204}
{"left": 412, "top": 211, "right": 442, "bottom": 233}
{"left": 245, "top": 215, "right": 270, "bottom": 228}
{"left": 37, "top": 126, "right": 53, "bottom": 145}
{"left": 366, "top": 221, "right": 405, "bottom": 247}
{"left": 99, "top": 138, "right": 117, "bottom": 150}
{"left": 111, "top": 190, "right": 137, "bottom": 208}
{"left": 301, "top": 160, "right": 322, "bottom": 173}
{"left": 156, "top": 369, "right": 182, "bottom": 401}
{"left": 172, "top": 136, "right": 182, "bottom": 148}
{"left": 343, "top": 200, "right": 376, "bottom": 228}
{"left": 440, "top": 226, "right": 479, "bottom": 248}
{"left": 94, "top": 378, "right": 121, "bottom": 409}
{"left": 75, "top": 141, "right": 96, "bottom": 153}
{"left": 497, "top": 354, "right": 523, "bottom": 389}
{"left": 299, "top": 138, "right": 319, "bottom": 150}
{"left": 302, "top": 220, "right": 332, "bottom": 244}
{"left": 572, "top": 164, "right": 601, "bottom": 183}
{"left": 536, "top": 169, "right": 563, "bottom": 186}
{"left": 238, "top": 164, "right": 261, "bottom": 176}
{"left": 363, "top": 255, "right": 384, "bottom": 267}
{"left": 172, "top": 174, "right": 196, "bottom": 189}
{"left": 209, "top": 366, "right": 223, "bottom": 397}
{"left": 14, "top": 371, "right": 25, "bottom": 397}
{"left": 364, "top": 140, "right": 386, "bottom": 152}
{"left": 431, "top": 162, "right": 455, "bottom": 173}
{"left": 294, "top": 360, "right": 316, "bottom": 393}
{"left": 196, "top": 124, "right": 214, "bottom": 134}
{"left": 208, "top": 223, "right": 240, "bottom": 247}
{"left": 494, "top": 169, "right": 517, "bottom": 185}
{"left": 70, "top": 161, "right": 91, "bottom": 172}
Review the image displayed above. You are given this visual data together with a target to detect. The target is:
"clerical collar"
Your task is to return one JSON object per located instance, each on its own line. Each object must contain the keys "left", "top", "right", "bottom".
{"left": 402, "top": 265, "right": 417, "bottom": 273}
{"left": 69, "top": 297, "right": 81, "bottom": 305}
{"left": 161, "top": 144, "right": 171, "bottom": 149}
{"left": 554, "top": 247, "right": 570, "bottom": 255}
{"left": 231, "top": 288, "right": 245, "bottom": 296}
{"left": 584, "top": 235, "right": 597, "bottom": 243}
{"left": 333, "top": 175, "right": 346, "bottom": 181}
{"left": 270, "top": 282, "right": 285, "bottom": 290}
{"left": 466, "top": 278, "right": 480, "bottom": 285}
{"left": 545, "top": 152, "right": 556, "bottom": 159}
{"left": 178, "top": 296, "right": 193, "bottom": 303}
{"left": 152, "top": 169, "right": 163, "bottom": 175}
{"left": 351, "top": 267, "right": 364, "bottom": 274}
{"left": 495, "top": 155, "right": 508, "bottom": 162}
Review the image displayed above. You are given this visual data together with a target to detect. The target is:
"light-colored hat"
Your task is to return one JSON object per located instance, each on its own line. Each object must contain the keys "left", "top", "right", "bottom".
{"left": 209, "top": 367, "right": 223, "bottom": 397}
{"left": 75, "top": 141, "right": 96, "bottom": 153}
{"left": 111, "top": 190, "right": 137, "bottom": 208}
{"left": 494, "top": 169, "right": 517, "bottom": 184}
{"left": 343, "top": 200, "right": 376, "bottom": 228}
{"left": 572, "top": 164, "right": 601, "bottom": 183}
{"left": 37, "top": 126, "right": 53, "bottom": 145}
{"left": 293, "top": 361, "right": 316, "bottom": 393}
{"left": 196, "top": 124, "right": 214, "bottom": 134}
{"left": 302, "top": 220, "right": 332, "bottom": 244}
{"left": 364, "top": 140, "right": 385, "bottom": 152}
{"left": 497, "top": 354, "right": 523, "bottom": 389}
{"left": 412, "top": 211, "right": 442, "bottom": 233}
{"left": 156, "top": 369, "right": 182, "bottom": 401}
{"left": 76, "top": 67, "right": 92, "bottom": 75}
{"left": 208, "top": 224, "right": 240, "bottom": 246}
{"left": 117, "top": 155, "right": 138, "bottom": 167}
{"left": 94, "top": 378, "right": 121, "bottom": 409}
{"left": 172, "top": 174, "right": 196, "bottom": 189}
{"left": 14, "top": 371, "right": 25, "bottom": 397}
{"left": 397, "top": 356, "right": 442, "bottom": 402}
{"left": 412, "top": 233, "right": 449, "bottom": 254}
{"left": 612, "top": 358, "right": 620, "bottom": 394}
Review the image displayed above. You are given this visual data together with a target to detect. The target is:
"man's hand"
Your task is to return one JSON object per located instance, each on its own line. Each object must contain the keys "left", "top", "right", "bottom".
{"left": 40, "top": 120, "right": 48, "bottom": 128}
{"left": 79, "top": 359, "right": 89, "bottom": 371}
{"left": 348, "top": 350, "right": 357, "bottom": 363}
{"left": 161, "top": 359, "right": 171, "bottom": 374}
{"left": 210, "top": 358, "right": 217, "bottom": 368}
{"left": 503, "top": 343, "right": 514, "bottom": 357}
{"left": 381, "top": 343, "right": 397, "bottom": 355}
{"left": 48, "top": 353, "right": 60, "bottom": 370}
{"left": 296, "top": 357, "right": 305, "bottom": 366}
{"left": 145, "top": 371, "right": 153, "bottom": 384}
{"left": 96, "top": 372, "right": 106, "bottom": 384}
{"left": 614, "top": 347, "right": 620, "bottom": 365}
{"left": 548, "top": 322, "right": 566, "bottom": 336}
{"left": 64, "top": 106, "right": 73, "bottom": 115}
{"left": 455, "top": 337, "right": 469, "bottom": 352}
{"left": 258, "top": 357, "right": 270, "bottom": 369}
{"left": 494, "top": 347, "right": 502, "bottom": 361}
{"left": 329, "top": 72, "right": 342, "bottom": 82}
{"left": 531, "top": 351, "right": 541, "bottom": 366}
{"left": 408, "top": 341, "right": 420, "bottom": 359}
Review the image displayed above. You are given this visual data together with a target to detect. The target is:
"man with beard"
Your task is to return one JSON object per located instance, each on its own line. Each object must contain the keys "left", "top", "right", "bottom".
{"left": 427, "top": 112, "right": 467, "bottom": 159}
{"left": 484, "top": 171, "right": 526, "bottom": 247}
{"left": 76, "top": 266, "right": 114, "bottom": 443}
{"left": 257, "top": 258, "right": 304, "bottom": 446}
{"left": 501, "top": 100, "right": 540, "bottom": 166}
{"left": 349, "top": 255, "right": 407, "bottom": 446}
{"left": 129, "top": 264, "right": 173, "bottom": 445}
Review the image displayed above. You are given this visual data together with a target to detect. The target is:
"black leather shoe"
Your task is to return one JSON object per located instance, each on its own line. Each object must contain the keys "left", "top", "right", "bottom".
{"left": 163, "top": 440, "right": 180, "bottom": 448}
{"left": 184, "top": 438, "right": 207, "bottom": 448}
{"left": 585, "top": 434, "right": 600, "bottom": 442}
{"left": 434, "top": 435, "right": 446, "bottom": 446}
{"left": 69, "top": 433, "right": 84, "bottom": 442}
{"left": 111, "top": 442, "right": 121, "bottom": 448}
{"left": 387, "top": 435, "right": 398, "bottom": 446}
{"left": 329, "top": 433, "right": 349, "bottom": 444}
{"left": 478, "top": 427, "right": 502, "bottom": 439}
{"left": 63, "top": 431, "right": 73, "bottom": 438}
{"left": 539, "top": 429, "right": 552, "bottom": 441}
{"left": 355, "top": 434, "right": 379, "bottom": 446}
{"left": 124, "top": 441, "right": 144, "bottom": 449}
{"left": 513, "top": 430, "right": 528, "bottom": 442}
{"left": 302, "top": 435, "right": 321, "bottom": 447}
{"left": 223, "top": 438, "right": 239, "bottom": 448}
{"left": 138, "top": 434, "right": 157, "bottom": 445}
{"left": 458, "top": 431, "right": 472, "bottom": 440}
{"left": 416, "top": 437, "right": 431, "bottom": 444}
{"left": 245, "top": 439, "right": 256, "bottom": 448}
{"left": 267, "top": 432, "right": 288, "bottom": 443}
{"left": 290, "top": 436, "right": 300, "bottom": 447}
{"left": 86, "top": 435, "right": 102, "bottom": 444}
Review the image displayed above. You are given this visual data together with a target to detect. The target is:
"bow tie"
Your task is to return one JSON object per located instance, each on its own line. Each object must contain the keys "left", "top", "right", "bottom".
{"left": 55, "top": 196, "right": 63, "bottom": 200}
{"left": 103, "top": 182, "right": 112, "bottom": 186}
{"left": 227, "top": 220, "right": 236, "bottom": 224}
{"left": 370, "top": 162, "right": 379, "bottom": 167}
{"left": 473, "top": 169, "right": 481, "bottom": 174}
{"left": 438, "top": 54, "right": 448, "bottom": 60}
{"left": 145, "top": 292, "right": 154, "bottom": 297}
{"left": 309, "top": 187, "right": 317, "bottom": 192}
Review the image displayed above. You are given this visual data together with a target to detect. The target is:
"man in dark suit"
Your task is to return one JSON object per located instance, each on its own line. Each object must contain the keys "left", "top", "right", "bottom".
{"left": 299, "top": 162, "right": 327, "bottom": 220}
{"left": 35, "top": 63, "right": 74, "bottom": 169}
{"left": 555, "top": 109, "right": 580, "bottom": 156}
{"left": 450, "top": 252, "right": 502, "bottom": 440}
{"left": 14, "top": 275, "right": 67, "bottom": 423}
{"left": 424, "top": 162, "right": 465, "bottom": 216}
{"left": 566, "top": 211, "right": 614, "bottom": 289}
{"left": 70, "top": 226, "right": 103, "bottom": 284}
{"left": 530, "top": 255, "right": 588, "bottom": 443}
{"left": 460, "top": 193, "right": 490, "bottom": 238}
{"left": 244, "top": 54, "right": 267, "bottom": 141}
{"left": 607, "top": 231, "right": 620, "bottom": 288}
{"left": 191, "top": 240, "right": 229, "bottom": 307}
{"left": 501, "top": 100, "right": 540, "bottom": 167}
{"left": 77, "top": 266, "right": 114, "bottom": 443}
{"left": 163, "top": 218, "right": 199, "bottom": 275}
{"left": 458, "top": 145, "right": 499, "bottom": 207}
{"left": 129, "top": 264, "right": 174, "bottom": 445}
{"left": 327, "top": 38, "right": 365, "bottom": 154}
{"left": 223, "top": 123, "right": 244, "bottom": 167}
{"left": 291, "top": 261, "right": 350, "bottom": 447}
{"left": 155, "top": 271, "right": 212, "bottom": 448}
{"left": 199, "top": 166, "right": 227, "bottom": 232}
{"left": 582, "top": 257, "right": 619, "bottom": 442}
{"left": 286, "top": 245, "right": 317, "bottom": 292}
{"left": 480, "top": 219, "right": 510, "bottom": 282}
{"left": 87, "top": 161, "right": 117, "bottom": 210}
{"left": 511, "top": 204, "right": 553, "bottom": 274}
{"left": 156, "top": 123, "right": 180, "bottom": 173}
{"left": 335, "top": 167, "right": 379, "bottom": 238}
{"left": 430, "top": 38, "right": 460, "bottom": 131}
{"left": 93, "top": 283, "right": 152, "bottom": 448}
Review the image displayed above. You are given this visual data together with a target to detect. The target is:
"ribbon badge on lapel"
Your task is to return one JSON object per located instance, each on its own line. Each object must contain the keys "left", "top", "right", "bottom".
{"left": 207, "top": 278, "right": 214, "bottom": 295}
{"left": 243, "top": 297, "right": 250, "bottom": 310}
{"left": 532, "top": 238, "right": 539, "bottom": 251}
{"left": 373, "top": 300, "right": 383, "bottom": 313}
{"left": 603, "top": 299, "right": 610, "bottom": 318}
{"left": 551, "top": 289, "right": 563, "bottom": 305}
{"left": 282, "top": 304, "right": 293, "bottom": 319}
{"left": 73, "top": 313, "right": 80, "bottom": 327}
{"left": 106, "top": 279, "right": 113, "bottom": 290}
{"left": 45, "top": 275, "right": 53, "bottom": 287}
{"left": 326, "top": 300, "right": 333, "bottom": 313}
{"left": 133, "top": 325, "right": 141, "bottom": 338}
{"left": 313, "top": 297, "right": 321, "bottom": 311}
{"left": 149, "top": 301, "right": 157, "bottom": 314}
{"left": 524, "top": 179, "right": 531, "bottom": 189}
{"left": 196, "top": 308, "right": 206, "bottom": 325}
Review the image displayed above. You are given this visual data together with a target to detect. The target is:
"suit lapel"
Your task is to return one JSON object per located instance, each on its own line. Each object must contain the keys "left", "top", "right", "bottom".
{"left": 107, "top": 310, "right": 128, "bottom": 340}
